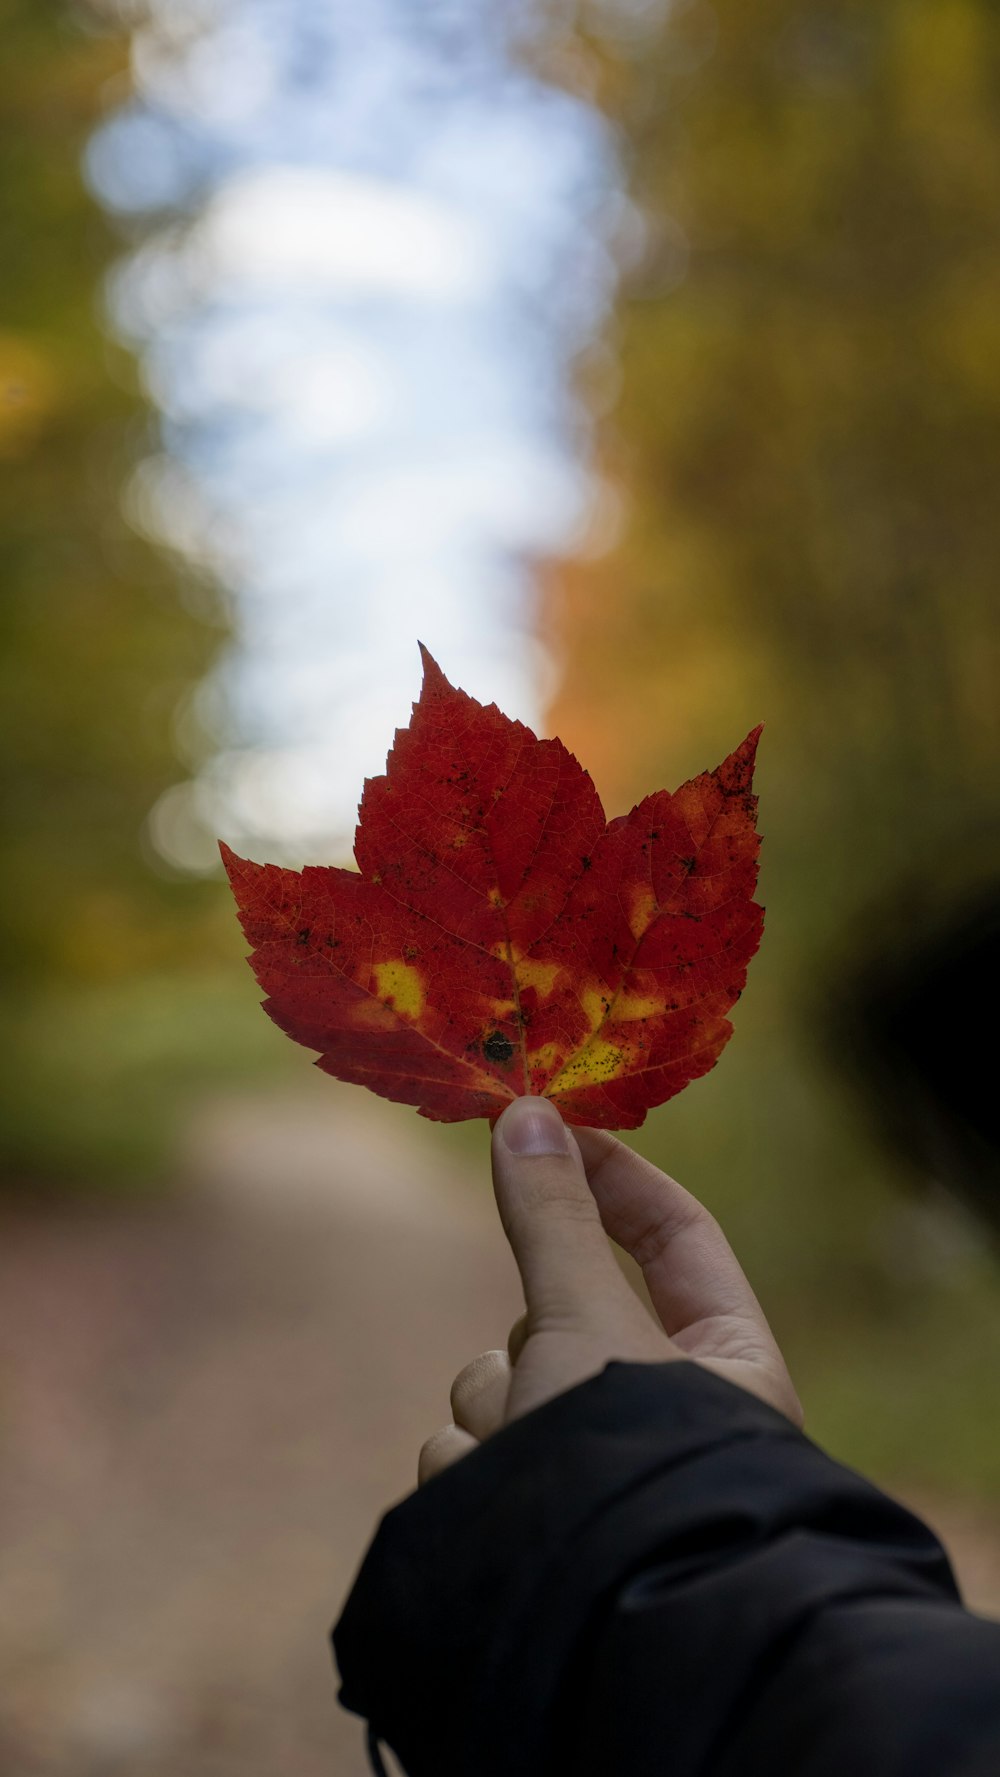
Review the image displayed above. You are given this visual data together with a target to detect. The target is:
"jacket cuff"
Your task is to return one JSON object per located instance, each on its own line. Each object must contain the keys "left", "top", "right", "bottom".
{"left": 332, "top": 1361, "right": 955, "bottom": 1777}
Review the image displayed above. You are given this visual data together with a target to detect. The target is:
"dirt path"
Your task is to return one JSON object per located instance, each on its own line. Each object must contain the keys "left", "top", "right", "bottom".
{"left": 2, "top": 1085, "right": 998, "bottom": 1775}
{"left": 0, "top": 1087, "right": 518, "bottom": 1776}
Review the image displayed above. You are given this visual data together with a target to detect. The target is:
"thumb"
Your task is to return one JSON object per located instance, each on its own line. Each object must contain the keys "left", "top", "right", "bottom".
{"left": 491, "top": 1097, "right": 625, "bottom": 1327}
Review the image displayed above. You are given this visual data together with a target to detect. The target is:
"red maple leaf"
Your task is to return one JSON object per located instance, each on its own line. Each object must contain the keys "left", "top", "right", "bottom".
{"left": 222, "top": 648, "right": 763, "bottom": 1129}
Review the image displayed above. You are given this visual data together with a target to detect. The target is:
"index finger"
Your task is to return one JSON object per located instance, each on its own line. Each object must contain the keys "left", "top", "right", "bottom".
{"left": 572, "top": 1126, "right": 773, "bottom": 1343}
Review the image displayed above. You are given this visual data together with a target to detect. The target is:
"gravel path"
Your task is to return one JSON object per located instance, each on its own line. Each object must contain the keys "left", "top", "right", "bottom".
{"left": 2, "top": 1084, "right": 998, "bottom": 1775}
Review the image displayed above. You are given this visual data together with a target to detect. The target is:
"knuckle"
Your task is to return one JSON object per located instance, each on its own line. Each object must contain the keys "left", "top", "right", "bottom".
{"left": 449, "top": 1349, "right": 507, "bottom": 1419}
{"left": 417, "top": 1423, "right": 455, "bottom": 1485}
{"left": 517, "top": 1176, "right": 600, "bottom": 1222}
{"left": 631, "top": 1193, "right": 713, "bottom": 1270}
{"left": 419, "top": 1423, "right": 454, "bottom": 1460}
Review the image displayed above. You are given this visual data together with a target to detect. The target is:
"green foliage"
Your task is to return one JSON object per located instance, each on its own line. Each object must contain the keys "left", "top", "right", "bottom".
{"left": 2, "top": 966, "right": 301, "bottom": 1191}
{"left": 0, "top": 1, "right": 223, "bottom": 1180}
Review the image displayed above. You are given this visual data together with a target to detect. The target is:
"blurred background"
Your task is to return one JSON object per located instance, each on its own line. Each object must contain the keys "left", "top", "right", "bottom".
{"left": 2, "top": 0, "right": 1000, "bottom": 1770}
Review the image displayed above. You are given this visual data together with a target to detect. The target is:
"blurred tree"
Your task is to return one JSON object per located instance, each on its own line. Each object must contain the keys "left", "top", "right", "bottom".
{"left": 537, "top": 0, "right": 1000, "bottom": 1489}
{"left": 0, "top": 1, "right": 226, "bottom": 1181}
{"left": 548, "top": 0, "right": 1000, "bottom": 1065}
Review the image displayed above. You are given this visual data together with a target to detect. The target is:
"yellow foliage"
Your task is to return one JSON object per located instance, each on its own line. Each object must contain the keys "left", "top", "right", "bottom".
{"left": 0, "top": 332, "right": 59, "bottom": 457}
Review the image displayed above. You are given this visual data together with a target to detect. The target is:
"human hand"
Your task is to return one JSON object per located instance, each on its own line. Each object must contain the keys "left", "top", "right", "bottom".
{"left": 418, "top": 1095, "right": 801, "bottom": 1484}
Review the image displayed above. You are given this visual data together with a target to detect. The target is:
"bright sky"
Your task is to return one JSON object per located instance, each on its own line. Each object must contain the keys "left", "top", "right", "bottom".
{"left": 85, "top": 0, "right": 629, "bottom": 869}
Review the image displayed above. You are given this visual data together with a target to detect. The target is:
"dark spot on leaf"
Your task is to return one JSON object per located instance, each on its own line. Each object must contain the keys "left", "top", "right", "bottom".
{"left": 484, "top": 1030, "right": 515, "bottom": 1065}
{"left": 297, "top": 928, "right": 311, "bottom": 945}
{"left": 581, "top": 855, "right": 592, "bottom": 871}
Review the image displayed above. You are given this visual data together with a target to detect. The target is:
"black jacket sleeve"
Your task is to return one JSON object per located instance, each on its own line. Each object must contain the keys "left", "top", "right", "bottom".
{"left": 332, "top": 1362, "right": 1000, "bottom": 1777}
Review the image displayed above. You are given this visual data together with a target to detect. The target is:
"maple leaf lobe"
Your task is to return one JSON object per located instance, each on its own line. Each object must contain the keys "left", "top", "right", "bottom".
{"left": 222, "top": 650, "right": 764, "bottom": 1129}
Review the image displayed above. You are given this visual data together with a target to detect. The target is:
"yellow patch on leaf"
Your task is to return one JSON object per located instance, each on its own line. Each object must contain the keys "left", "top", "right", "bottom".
{"left": 526, "top": 1039, "right": 563, "bottom": 1076}
{"left": 372, "top": 959, "right": 426, "bottom": 1021}
{"left": 615, "top": 988, "right": 662, "bottom": 1023}
{"left": 514, "top": 955, "right": 562, "bottom": 1000}
{"left": 552, "top": 1036, "right": 629, "bottom": 1091}
{"left": 627, "top": 882, "right": 658, "bottom": 942}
